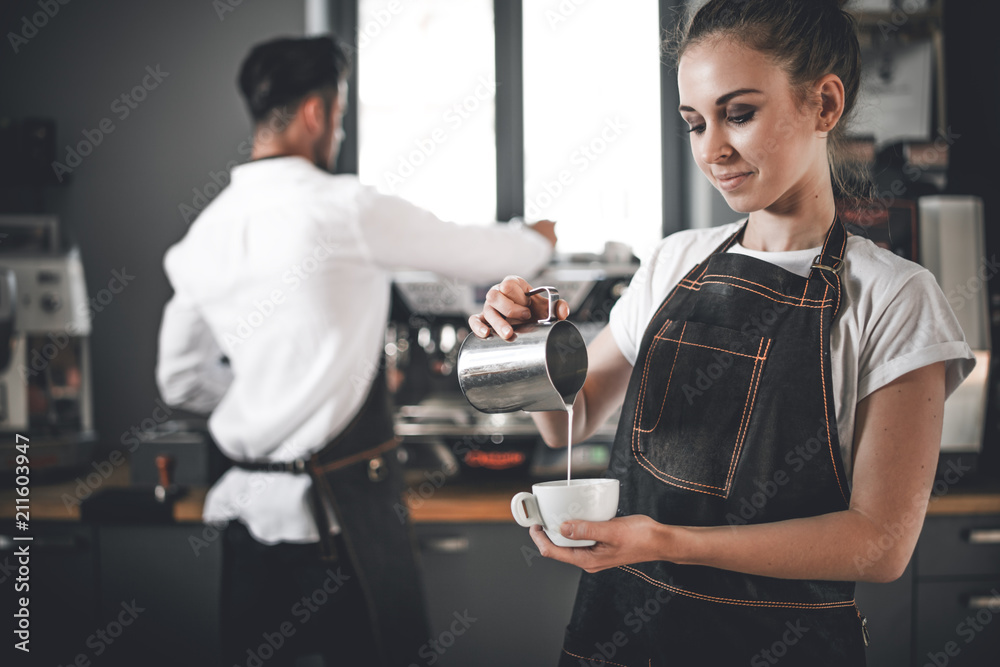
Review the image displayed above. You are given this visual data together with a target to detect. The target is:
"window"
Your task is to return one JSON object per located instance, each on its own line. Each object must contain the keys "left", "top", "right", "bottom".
{"left": 522, "top": 0, "right": 663, "bottom": 255}
{"left": 355, "top": 0, "right": 670, "bottom": 253}
{"left": 358, "top": 0, "right": 497, "bottom": 224}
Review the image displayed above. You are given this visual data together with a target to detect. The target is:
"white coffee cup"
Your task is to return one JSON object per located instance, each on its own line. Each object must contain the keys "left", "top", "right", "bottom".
{"left": 510, "top": 478, "right": 620, "bottom": 547}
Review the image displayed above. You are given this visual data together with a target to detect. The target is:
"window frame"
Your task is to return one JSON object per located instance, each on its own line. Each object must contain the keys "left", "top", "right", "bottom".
{"left": 327, "top": 0, "right": 688, "bottom": 238}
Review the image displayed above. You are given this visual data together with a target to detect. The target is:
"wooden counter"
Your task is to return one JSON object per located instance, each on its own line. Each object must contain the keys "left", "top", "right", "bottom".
{"left": 407, "top": 481, "right": 526, "bottom": 522}
{"left": 4, "top": 462, "right": 1000, "bottom": 523}
{"left": 0, "top": 460, "right": 207, "bottom": 523}
{"left": 406, "top": 483, "right": 1000, "bottom": 520}
{"left": 925, "top": 490, "right": 1000, "bottom": 515}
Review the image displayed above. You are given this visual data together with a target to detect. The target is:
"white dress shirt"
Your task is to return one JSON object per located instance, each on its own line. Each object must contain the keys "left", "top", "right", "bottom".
{"left": 156, "top": 156, "right": 552, "bottom": 544}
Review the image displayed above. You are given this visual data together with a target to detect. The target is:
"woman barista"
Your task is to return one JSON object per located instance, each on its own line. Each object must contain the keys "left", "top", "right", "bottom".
{"left": 470, "top": 0, "right": 976, "bottom": 664}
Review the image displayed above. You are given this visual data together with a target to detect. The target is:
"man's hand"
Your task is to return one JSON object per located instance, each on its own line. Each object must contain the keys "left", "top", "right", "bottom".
{"left": 528, "top": 219, "right": 557, "bottom": 248}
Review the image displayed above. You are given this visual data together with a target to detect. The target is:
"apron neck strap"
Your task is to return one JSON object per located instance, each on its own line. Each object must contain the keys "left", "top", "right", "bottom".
{"left": 711, "top": 217, "right": 847, "bottom": 278}
{"left": 713, "top": 220, "right": 750, "bottom": 256}
{"left": 807, "top": 216, "right": 848, "bottom": 281}
{"left": 697, "top": 216, "right": 847, "bottom": 323}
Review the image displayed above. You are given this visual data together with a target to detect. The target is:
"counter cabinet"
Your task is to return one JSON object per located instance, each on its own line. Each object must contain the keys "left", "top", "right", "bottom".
{"left": 415, "top": 523, "right": 580, "bottom": 667}
{"left": 0, "top": 520, "right": 224, "bottom": 667}
{"left": 854, "top": 511, "right": 1000, "bottom": 667}
{"left": 3, "top": 481, "right": 999, "bottom": 666}
{"left": 420, "top": 515, "right": 1000, "bottom": 667}
{"left": 911, "top": 514, "right": 1000, "bottom": 666}
{"left": 1, "top": 521, "right": 98, "bottom": 666}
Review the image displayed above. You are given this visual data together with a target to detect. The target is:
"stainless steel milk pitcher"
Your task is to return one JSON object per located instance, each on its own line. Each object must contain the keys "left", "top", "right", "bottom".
{"left": 457, "top": 286, "right": 588, "bottom": 413}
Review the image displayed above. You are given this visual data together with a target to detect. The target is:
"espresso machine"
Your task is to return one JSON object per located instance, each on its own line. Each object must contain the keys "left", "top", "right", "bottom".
{"left": 388, "top": 248, "right": 637, "bottom": 483}
{"left": 0, "top": 215, "right": 97, "bottom": 474}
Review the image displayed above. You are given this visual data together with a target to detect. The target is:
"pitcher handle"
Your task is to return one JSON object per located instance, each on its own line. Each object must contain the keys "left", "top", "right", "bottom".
{"left": 526, "top": 286, "right": 560, "bottom": 324}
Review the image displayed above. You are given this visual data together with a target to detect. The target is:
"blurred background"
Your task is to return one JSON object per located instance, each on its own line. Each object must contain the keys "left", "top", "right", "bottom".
{"left": 1, "top": 1, "right": 999, "bottom": 665}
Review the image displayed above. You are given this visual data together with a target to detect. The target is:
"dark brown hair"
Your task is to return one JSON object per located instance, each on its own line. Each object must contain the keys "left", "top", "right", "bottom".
{"left": 238, "top": 36, "right": 351, "bottom": 125}
{"left": 671, "top": 0, "right": 867, "bottom": 199}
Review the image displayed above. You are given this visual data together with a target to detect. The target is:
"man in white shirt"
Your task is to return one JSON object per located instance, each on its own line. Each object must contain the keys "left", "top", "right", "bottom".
{"left": 156, "top": 35, "right": 554, "bottom": 666}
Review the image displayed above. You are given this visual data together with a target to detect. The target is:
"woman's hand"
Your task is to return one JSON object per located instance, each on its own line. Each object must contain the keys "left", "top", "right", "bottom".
{"left": 531, "top": 363, "right": 947, "bottom": 584}
{"left": 528, "top": 515, "right": 676, "bottom": 573}
{"left": 468, "top": 275, "right": 570, "bottom": 341}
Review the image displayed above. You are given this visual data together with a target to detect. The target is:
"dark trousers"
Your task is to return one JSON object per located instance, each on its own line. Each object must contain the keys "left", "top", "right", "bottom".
{"left": 221, "top": 521, "right": 378, "bottom": 667}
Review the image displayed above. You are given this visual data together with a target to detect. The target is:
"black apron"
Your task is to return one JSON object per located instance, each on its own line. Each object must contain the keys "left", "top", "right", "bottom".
{"left": 232, "top": 365, "right": 430, "bottom": 667}
{"left": 307, "top": 364, "right": 431, "bottom": 667}
{"left": 558, "top": 218, "right": 868, "bottom": 666}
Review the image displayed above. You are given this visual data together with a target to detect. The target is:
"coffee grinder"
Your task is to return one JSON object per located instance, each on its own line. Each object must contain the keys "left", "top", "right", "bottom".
{"left": 0, "top": 214, "right": 97, "bottom": 474}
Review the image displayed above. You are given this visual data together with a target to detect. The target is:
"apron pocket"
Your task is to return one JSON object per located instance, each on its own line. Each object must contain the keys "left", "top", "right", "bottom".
{"left": 633, "top": 319, "right": 771, "bottom": 498}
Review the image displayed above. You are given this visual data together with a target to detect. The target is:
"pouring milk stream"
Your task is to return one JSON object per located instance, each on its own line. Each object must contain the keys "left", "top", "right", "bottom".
{"left": 457, "top": 285, "right": 587, "bottom": 482}
{"left": 459, "top": 288, "right": 618, "bottom": 548}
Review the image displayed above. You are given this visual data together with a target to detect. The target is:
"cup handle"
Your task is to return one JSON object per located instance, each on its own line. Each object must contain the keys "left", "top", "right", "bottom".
{"left": 511, "top": 492, "right": 541, "bottom": 528}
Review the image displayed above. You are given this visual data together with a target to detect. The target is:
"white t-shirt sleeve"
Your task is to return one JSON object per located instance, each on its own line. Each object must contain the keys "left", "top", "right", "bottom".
{"left": 608, "top": 248, "right": 657, "bottom": 366}
{"left": 857, "top": 268, "right": 976, "bottom": 401}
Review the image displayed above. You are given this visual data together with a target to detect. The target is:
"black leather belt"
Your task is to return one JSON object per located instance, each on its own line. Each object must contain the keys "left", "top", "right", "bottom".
{"left": 228, "top": 458, "right": 309, "bottom": 474}
{"left": 227, "top": 438, "right": 399, "bottom": 480}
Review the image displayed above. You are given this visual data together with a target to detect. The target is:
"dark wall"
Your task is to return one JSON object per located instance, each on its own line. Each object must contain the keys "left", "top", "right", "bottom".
{"left": 944, "top": 0, "right": 1000, "bottom": 476}
{"left": 0, "top": 0, "right": 307, "bottom": 455}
